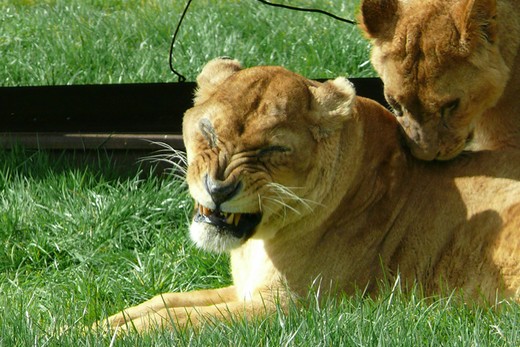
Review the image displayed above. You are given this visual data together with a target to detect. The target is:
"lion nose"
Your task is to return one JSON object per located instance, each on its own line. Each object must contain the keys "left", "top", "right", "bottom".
{"left": 204, "top": 175, "right": 241, "bottom": 205}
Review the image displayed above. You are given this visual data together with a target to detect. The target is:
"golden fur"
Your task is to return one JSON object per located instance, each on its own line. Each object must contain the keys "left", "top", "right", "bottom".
{"left": 96, "top": 59, "right": 520, "bottom": 333}
{"left": 359, "top": 0, "right": 520, "bottom": 160}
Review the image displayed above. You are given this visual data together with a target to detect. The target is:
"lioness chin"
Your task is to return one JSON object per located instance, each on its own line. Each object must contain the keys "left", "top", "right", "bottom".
{"left": 95, "top": 58, "right": 520, "bottom": 333}
{"left": 359, "top": 0, "right": 520, "bottom": 160}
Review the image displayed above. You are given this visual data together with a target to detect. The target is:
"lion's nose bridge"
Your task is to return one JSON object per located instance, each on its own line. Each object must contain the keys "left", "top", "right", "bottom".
{"left": 401, "top": 93, "right": 425, "bottom": 121}
{"left": 204, "top": 148, "right": 240, "bottom": 205}
{"left": 401, "top": 115, "right": 424, "bottom": 142}
{"left": 206, "top": 147, "right": 230, "bottom": 181}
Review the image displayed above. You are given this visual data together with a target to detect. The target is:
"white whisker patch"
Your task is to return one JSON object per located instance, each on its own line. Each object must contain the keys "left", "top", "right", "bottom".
{"left": 189, "top": 221, "right": 242, "bottom": 253}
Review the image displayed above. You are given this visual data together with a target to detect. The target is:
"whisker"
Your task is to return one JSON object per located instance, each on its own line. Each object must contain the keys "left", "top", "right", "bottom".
{"left": 265, "top": 182, "right": 323, "bottom": 213}
{"left": 263, "top": 196, "right": 301, "bottom": 215}
{"left": 264, "top": 186, "right": 304, "bottom": 217}
{"left": 139, "top": 141, "right": 188, "bottom": 179}
{"left": 258, "top": 193, "right": 263, "bottom": 213}
{"left": 261, "top": 197, "right": 289, "bottom": 225}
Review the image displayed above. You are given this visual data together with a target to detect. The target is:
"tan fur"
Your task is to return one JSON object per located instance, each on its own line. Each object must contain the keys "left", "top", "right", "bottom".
{"left": 359, "top": 0, "right": 520, "bottom": 160}
{"left": 96, "top": 59, "right": 520, "bottom": 333}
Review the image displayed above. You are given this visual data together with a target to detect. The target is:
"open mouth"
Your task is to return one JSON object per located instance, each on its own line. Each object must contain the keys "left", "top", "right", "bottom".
{"left": 193, "top": 202, "right": 262, "bottom": 239}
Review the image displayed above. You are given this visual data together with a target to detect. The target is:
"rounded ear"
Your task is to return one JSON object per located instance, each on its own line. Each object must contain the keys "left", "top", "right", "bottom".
{"left": 358, "top": 0, "right": 399, "bottom": 40}
{"left": 454, "top": 0, "right": 497, "bottom": 48}
{"left": 194, "top": 57, "right": 242, "bottom": 104}
{"left": 308, "top": 77, "right": 356, "bottom": 140}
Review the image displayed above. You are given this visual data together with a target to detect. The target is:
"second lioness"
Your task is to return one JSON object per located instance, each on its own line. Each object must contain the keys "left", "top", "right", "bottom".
{"left": 360, "top": 0, "right": 520, "bottom": 160}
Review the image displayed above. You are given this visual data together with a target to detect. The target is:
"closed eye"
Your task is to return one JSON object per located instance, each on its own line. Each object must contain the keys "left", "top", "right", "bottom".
{"left": 441, "top": 99, "right": 460, "bottom": 117}
{"left": 257, "top": 145, "right": 290, "bottom": 157}
{"left": 439, "top": 99, "right": 460, "bottom": 129}
{"left": 385, "top": 95, "right": 403, "bottom": 117}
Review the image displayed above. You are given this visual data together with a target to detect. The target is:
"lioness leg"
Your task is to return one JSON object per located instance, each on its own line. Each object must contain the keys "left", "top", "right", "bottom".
{"left": 95, "top": 285, "right": 239, "bottom": 330}
{"left": 114, "top": 296, "right": 277, "bottom": 333}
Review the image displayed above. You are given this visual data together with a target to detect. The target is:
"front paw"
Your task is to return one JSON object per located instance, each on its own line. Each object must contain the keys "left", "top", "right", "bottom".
{"left": 92, "top": 308, "right": 190, "bottom": 334}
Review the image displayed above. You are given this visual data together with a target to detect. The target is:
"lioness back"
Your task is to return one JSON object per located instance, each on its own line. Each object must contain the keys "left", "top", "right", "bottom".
{"left": 359, "top": 0, "right": 520, "bottom": 160}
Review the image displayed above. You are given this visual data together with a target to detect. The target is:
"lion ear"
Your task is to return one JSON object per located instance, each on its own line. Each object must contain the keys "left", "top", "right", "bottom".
{"left": 308, "top": 77, "right": 356, "bottom": 140}
{"left": 358, "top": 0, "right": 399, "bottom": 40}
{"left": 455, "top": 0, "right": 497, "bottom": 47}
{"left": 194, "top": 57, "right": 242, "bottom": 104}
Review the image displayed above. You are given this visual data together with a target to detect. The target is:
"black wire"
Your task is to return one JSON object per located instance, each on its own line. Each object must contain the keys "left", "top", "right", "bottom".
{"left": 168, "top": 0, "right": 357, "bottom": 80}
{"left": 169, "top": 0, "right": 193, "bottom": 82}
{"left": 255, "top": 0, "right": 357, "bottom": 25}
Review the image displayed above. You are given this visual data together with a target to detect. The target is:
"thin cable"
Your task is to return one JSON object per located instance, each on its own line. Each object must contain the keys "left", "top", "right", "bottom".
{"left": 168, "top": 0, "right": 357, "bottom": 80}
{"left": 169, "top": 0, "right": 193, "bottom": 82}
{"left": 255, "top": 0, "right": 357, "bottom": 25}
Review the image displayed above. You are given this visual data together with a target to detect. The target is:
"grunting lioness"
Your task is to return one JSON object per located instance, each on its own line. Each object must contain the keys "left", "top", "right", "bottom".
{"left": 96, "top": 58, "right": 520, "bottom": 333}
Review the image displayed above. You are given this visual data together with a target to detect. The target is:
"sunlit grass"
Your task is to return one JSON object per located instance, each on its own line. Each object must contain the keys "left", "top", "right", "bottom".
{"left": 0, "top": 148, "right": 230, "bottom": 345}
{"left": 0, "top": 0, "right": 374, "bottom": 86}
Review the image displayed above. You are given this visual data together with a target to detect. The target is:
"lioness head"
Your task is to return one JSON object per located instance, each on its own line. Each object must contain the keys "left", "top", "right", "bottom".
{"left": 359, "top": 0, "right": 509, "bottom": 160}
{"left": 183, "top": 58, "right": 356, "bottom": 253}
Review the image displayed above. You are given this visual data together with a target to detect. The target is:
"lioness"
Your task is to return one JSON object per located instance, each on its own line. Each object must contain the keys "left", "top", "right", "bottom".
{"left": 359, "top": 0, "right": 520, "bottom": 160}
{"left": 97, "top": 58, "right": 520, "bottom": 333}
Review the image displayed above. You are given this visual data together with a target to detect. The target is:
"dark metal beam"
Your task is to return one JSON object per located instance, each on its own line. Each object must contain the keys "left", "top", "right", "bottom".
{"left": 0, "top": 78, "right": 385, "bottom": 150}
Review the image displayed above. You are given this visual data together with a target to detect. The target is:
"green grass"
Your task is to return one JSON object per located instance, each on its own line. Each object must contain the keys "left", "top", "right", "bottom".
{"left": 1, "top": 0, "right": 519, "bottom": 346}
{"left": 0, "top": 0, "right": 374, "bottom": 86}
{"left": 0, "top": 148, "right": 231, "bottom": 345}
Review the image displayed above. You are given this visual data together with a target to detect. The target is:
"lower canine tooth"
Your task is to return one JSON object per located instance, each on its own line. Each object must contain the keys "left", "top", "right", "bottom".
{"left": 234, "top": 214, "right": 241, "bottom": 226}
{"left": 226, "top": 213, "right": 234, "bottom": 224}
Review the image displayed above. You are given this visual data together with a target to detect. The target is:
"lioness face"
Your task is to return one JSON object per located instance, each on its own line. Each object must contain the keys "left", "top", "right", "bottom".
{"left": 360, "top": 0, "right": 508, "bottom": 160}
{"left": 183, "top": 64, "right": 317, "bottom": 253}
{"left": 182, "top": 59, "right": 355, "bottom": 253}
